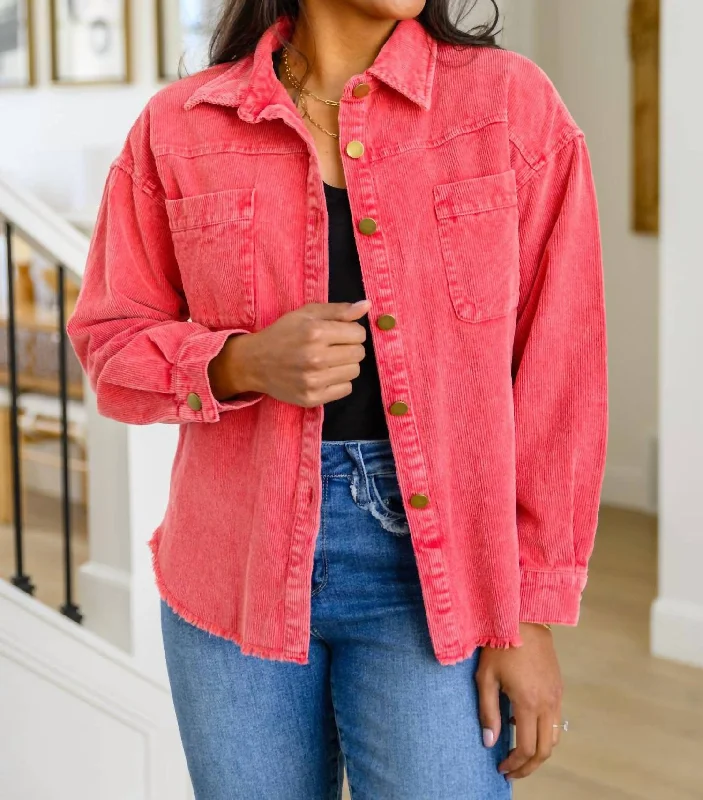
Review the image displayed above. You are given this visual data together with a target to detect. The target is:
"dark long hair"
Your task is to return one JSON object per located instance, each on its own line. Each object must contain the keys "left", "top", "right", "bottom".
{"left": 209, "top": 1, "right": 501, "bottom": 67}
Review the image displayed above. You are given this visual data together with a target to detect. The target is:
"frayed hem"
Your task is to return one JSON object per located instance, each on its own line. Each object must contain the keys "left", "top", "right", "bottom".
{"left": 475, "top": 635, "right": 524, "bottom": 650}
{"left": 148, "top": 531, "right": 521, "bottom": 669}
{"left": 148, "top": 532, "right": 309, "bottom": 666}
{"left": 434, "top": 635, "right": 524, "bottom": 666}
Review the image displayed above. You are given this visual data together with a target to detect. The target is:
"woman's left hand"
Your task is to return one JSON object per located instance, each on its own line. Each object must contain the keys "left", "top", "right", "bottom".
{"left": 475, "top": 622, "right": 564, "bottom": 780}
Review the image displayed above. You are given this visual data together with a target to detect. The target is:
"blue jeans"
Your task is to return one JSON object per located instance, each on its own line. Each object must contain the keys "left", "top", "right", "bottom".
{"left": 161, "top": 439, "right": 513, "bottom": 799}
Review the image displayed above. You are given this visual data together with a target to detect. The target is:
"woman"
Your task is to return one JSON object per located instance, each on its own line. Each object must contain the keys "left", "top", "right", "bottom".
{"left": 66, "top": 1, "right": 608, "bottom": 797}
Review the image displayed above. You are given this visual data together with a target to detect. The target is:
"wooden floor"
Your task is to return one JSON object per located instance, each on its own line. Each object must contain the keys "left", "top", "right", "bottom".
{"left": 2, "top": 503, "right": 702, "bottom": 798}
{"left": 516, "top": 507, "right": 703, "bottom": 800}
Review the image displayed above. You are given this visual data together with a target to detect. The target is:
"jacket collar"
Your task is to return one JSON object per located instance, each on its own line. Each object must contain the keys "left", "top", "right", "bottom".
{"left": 367, "top": 16, "right": 437, "bottom": 110}
{"left": 184, "top": 15, "right": 437, "bottom": 116}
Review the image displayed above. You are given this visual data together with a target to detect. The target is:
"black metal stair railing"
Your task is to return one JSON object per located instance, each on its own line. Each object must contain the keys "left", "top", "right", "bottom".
{"left": 3, "top": 220, "right": 83, "bottom": 623}
{"left": 4, "top": 221, "right": 33, "bottom": 596}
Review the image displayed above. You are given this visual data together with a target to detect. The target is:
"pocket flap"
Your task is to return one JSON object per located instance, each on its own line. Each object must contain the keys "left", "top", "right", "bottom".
{"left": 433, "top": 170, "right": 517, "bottom": 220}
{"left": 165, "top": 187, "right": 255, "bottom": 231}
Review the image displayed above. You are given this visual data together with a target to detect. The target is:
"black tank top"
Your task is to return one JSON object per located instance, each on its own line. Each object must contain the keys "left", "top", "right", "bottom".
{"left": 272, "top": 49, "right": 388, "bottom": 441}
{"left": 321, "top": 183, "right": 389, "bottom": 441}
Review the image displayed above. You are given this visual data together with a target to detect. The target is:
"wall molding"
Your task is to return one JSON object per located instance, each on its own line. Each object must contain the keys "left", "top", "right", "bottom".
{"left": 651, "top": 596, "right": 703, "bottom": 669}
{"left": 0, "top": 580, "right": 192, "bottom": 799}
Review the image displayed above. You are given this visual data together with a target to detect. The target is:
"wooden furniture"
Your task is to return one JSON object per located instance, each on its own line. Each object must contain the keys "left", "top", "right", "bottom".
{"left": 630, "top": 0, "right": 660, "bottom": 234}
{"left": 0, "top": 397, "right": 12, "bottom": 527}
{"left": 0, "top": 255, "right": 86, "bottom": 524}
{"left": 0, "top": 301, "right": 83, "bottom": 401}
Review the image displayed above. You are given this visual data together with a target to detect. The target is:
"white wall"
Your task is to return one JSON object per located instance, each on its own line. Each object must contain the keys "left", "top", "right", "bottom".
{"left": 531, "top": 0, "right": 659, "bottom": 513}
{"left": 499, "top": 0, "right": 538, "bottom": 60}
{"left": 1, "top": 0, "right": 164, "bottom": 212}
{"left": 651, "top": 0, "right": 703, "bottom": 669}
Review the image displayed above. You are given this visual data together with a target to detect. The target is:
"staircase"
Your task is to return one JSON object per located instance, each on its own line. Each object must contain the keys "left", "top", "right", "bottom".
{"left": 0, "top": 173, "right": 192, "bottom": 799}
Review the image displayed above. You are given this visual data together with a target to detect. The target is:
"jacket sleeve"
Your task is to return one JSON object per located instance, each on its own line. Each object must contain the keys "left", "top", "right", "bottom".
{"left": 66, "top": 160, "right": 265, "bottom": 425}
{"left": 512, "top": 131, "right": 608, "bottom": 625}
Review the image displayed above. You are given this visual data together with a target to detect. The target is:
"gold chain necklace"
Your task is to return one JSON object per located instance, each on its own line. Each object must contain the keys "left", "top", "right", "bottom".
{"left": 281, "top": 49, "right": 340, "bottom": 139}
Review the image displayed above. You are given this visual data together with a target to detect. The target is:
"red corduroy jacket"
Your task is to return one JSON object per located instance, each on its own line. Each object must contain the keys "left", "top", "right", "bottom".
{"left": 66, "top": 16, "right": 608, "bottom": 666}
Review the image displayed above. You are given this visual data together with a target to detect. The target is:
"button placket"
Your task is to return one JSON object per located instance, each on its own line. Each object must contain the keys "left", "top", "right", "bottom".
{"left": 352, "top": 82, "right": 371, "bottom": 98}
{"left": 389, "top": 401, "right": 409, "bottom": 416}
{"left": 339, "top": 81, "right": 430, "bottom": 513}
{"left": 345, "top": 140, "right": 365, "bottom": 159}
{"left": 410, "top": 494, "right": 430, "bottom": 509}
{"left": 358, "top": 217, "right": 377, "bottom": 235}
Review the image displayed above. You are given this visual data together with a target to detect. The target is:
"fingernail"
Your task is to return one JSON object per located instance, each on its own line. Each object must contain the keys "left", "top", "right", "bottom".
{"left": 482, "top": 728, "right": 495, "bottom": 748}
{"left": 352, "top": 300, "right": 370, "bottom": 307}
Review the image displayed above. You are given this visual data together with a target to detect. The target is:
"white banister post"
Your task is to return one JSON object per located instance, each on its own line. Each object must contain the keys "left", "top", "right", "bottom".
{"left": 77, "top": 382, "right": 133, "bottom": 651}
{"left": 79, "top": 382, "right": 178, "bottom": 686}
{"left": 127, "top": 424, "right": 179, "bottom": 683}
{"left": 651, "top": 0, "right": 703, "bottom": 668}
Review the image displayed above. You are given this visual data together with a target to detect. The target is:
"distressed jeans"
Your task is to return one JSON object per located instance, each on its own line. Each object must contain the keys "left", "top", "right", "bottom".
{"left": 160, "top": 439, "right": 513, "bottom": 799}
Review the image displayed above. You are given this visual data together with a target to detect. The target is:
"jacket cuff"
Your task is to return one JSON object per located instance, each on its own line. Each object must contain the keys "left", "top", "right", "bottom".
{"left": 519, "top": 569, "right": 588, "bottom": 626}
{"left": 172, "top": 328, "right": 265, "bottom": 423}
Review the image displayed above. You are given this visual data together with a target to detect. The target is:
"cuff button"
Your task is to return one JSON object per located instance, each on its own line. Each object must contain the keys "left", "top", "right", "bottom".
{"left": 187, "top": 392, "right": 202, "bottom": 411}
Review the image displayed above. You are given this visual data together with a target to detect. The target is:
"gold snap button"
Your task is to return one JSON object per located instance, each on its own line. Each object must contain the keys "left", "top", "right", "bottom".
{"left": 377, "top": 314, "right": 396, "bottom": 330}
{"left": 389, "top": 401, "right": 409, "bottom": 416}
{"left": 410, "top": 493, "right": 429, "bottom": 509}
{"left": 358, "top": 217, "right": 377, "bottom": 235}
{"left": 346, "top": 141, "right": 365, "bottom": 159}
{"left": 187, "top": 392, "right": 202, "bottom": 411}
{"left": 353, "top": 83, "right": 370, "bottom": 98}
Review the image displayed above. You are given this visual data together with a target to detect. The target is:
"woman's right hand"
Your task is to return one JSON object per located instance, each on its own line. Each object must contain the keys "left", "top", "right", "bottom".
{"left": 209, "top": 300, "right": 371, "bottom": 407}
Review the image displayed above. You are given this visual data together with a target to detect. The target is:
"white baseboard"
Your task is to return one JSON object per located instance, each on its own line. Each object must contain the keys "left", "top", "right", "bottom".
{"left": 78, "top": 561, "right": 132, "bottom": 653}
{"left": 651, "top": 596, "right": 703, "bottom": 669}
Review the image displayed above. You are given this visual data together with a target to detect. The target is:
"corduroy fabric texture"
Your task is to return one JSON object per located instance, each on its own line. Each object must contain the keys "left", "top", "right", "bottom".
{"left": 66, "top": 16, "right": 608, "bottom": 666}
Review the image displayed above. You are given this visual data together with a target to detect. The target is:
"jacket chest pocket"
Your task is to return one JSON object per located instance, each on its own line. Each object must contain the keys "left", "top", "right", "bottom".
{"left": 433, "top": 171, "right": 519, "bottom": 323}
{"left": 165, "top": 188, "right": 256, "bottom": 327}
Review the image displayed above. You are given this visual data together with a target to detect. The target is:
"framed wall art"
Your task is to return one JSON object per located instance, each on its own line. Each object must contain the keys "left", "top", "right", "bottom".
{"left": 156, "top": 0, "right": 219, "bottom": 81}
{"left": 0, "top": 0, "right": 34, "bottom": 88}
{"left": 50, "top": 0, "right": 130, "bottom": 84}
{"left": 629, "top": 0, "right": 660, "bottom": 234}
